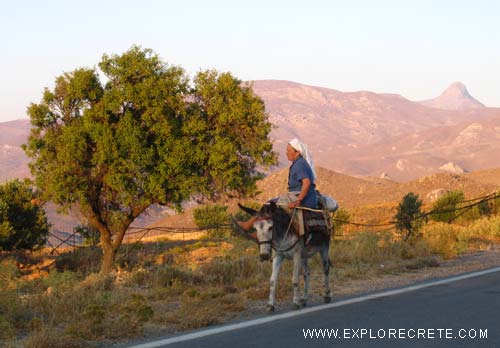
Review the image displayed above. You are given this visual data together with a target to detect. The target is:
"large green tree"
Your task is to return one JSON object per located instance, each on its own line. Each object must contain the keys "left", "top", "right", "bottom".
{"left": 24, "top": 46, "right": 276, "bottom": 273}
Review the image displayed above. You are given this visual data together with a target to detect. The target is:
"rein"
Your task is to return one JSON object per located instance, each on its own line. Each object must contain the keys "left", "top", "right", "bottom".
{"left": 257, "top": 208, "right": 302, "bottom": 253}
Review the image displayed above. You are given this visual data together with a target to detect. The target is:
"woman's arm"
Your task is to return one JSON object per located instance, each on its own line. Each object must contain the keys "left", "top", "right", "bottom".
{"left": 288, "top": 178, "right": 311, "bottom": 208}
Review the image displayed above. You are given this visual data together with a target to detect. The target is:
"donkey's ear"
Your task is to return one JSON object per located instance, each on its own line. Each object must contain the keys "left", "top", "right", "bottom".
{"left": 238, "top": 203, "right": 258, "bottom": 216}
{"left": 269, "top": 200, "right": 277, "bottom": 213}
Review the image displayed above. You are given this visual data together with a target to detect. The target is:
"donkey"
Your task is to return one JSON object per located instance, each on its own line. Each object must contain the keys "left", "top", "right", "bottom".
{"left": 237, "top": 201, "right": 332, "bottom": 312}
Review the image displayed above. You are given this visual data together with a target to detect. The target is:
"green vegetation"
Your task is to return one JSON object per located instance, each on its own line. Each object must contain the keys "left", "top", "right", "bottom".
{"left": 394, "top": 192, "right": 424, "bottom": 241}
{"left": 0, "top": 179, "right": 50, "bottom": 251}
{"left": 193, "top": 204, "right": 230, "bottom": 238}
{"left": 332, "top": 207, "right": 351, "bottom": 236}
{"left": 75, "top": 224, "right": 100, "bottom": 246}
{"left": 430, "top": 190, "right": 464, "bottom": 223}
{"left": 24, "top": 46, "right": 276, "bottom": 273}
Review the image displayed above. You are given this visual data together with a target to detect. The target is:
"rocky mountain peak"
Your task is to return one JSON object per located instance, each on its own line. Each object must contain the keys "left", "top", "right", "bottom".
{"left": 442, "top": 82, "right": 470, "bottom": 97}
{"left": 420, "top": 82, "right": 485, "bottom": 110}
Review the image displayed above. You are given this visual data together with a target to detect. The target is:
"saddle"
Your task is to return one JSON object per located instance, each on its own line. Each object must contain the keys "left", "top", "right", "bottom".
{"left": 303, "top": 210, "right": 331, "bottom": 236}
{"left": 304, "top": 191, "right": 336, "bottom": 238}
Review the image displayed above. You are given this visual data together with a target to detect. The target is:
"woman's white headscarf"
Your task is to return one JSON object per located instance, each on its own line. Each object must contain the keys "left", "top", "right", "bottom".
{"left": 289, "top": 138, "right": 317, "bottom": 183}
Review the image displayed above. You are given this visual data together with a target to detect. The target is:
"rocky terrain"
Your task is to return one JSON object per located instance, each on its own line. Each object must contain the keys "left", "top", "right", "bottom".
{"left": 419, "top": 81, "right": 485, "bottom": 110}
{"left": 252, "top": 80, "right": 500, "bottom": 181}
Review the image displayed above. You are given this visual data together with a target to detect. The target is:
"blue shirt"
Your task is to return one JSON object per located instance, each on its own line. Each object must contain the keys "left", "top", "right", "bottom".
{"left": 288, "top": 156, "right": 317, "bottom": 209}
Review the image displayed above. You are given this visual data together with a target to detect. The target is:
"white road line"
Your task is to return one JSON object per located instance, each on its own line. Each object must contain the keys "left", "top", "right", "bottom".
{"left": 126, "top": 266, "right": 500, "bottom": 348}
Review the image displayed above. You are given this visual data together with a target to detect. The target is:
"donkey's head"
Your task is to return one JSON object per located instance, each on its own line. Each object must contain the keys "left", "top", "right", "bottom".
{"left": 238, "top": 202, "right": 277, "bottom": 261}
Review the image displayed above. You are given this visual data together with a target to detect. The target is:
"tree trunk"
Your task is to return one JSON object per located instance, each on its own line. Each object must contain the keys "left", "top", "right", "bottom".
{"left": 100, "top": 242, "right": 116, "bottom": 274}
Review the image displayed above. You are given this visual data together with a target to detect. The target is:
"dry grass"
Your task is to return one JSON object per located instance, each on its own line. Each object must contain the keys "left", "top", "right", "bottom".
{"left": 2, "top": 213, "right": 500, "bottom": 347}
{"left": 421, "top": 216, "right": 500, "bottom": 259}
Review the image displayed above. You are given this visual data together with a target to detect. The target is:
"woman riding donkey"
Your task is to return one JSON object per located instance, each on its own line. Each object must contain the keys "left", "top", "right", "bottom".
{"left": 236, "top": 138, "right": 317, "bottom": 239}
{"left": 235, "top": 138, "right": 333, "bottom": 311}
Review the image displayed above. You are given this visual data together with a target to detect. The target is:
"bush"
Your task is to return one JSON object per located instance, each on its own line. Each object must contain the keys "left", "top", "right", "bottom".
{"left": 430, "top": 190, "right": 464, "bottom": 223}
{"left": 0, "top": 179, "right": 50, "bottom": 251}
{"left": 75, "top": 224, "right": 100, "bottom": 246}
{"left": 0, "top": 257, "right": 20, "bottom": 290}
{"left": 490, "top": 192, "right": 500, "bottom": 215}
{"left": 197, "top": 256, "right": 260, "bottom": 285}
{"left": 394, "top": 192, "right": 425, "bottom": 241}
{"left": 0, "top": 314, "right": 15, "bottom": 339}
{"left": 24, "top": 329, "right": 89, "bottom": 348}
{"left": 332, "top": 207, "right": 351, "bottom": 236}
{"left": 193, "top": 204, "right": 230, "bottom": 238}
{"left": 422, "top": 223, "right": 463, "bottom": 259}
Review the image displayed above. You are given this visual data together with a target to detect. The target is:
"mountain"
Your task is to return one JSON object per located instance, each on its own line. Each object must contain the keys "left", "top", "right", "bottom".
{"left": 251, "top": 80, "right": 500, "bottom": 180}
{"left": 0, "top": 119, "right": 31, "bottom": 182}
{"left": 337, "top": 116, "right": 500, "bottom": 181}
{"left": 420, "top": 82, "right": 485, "bottom": 110}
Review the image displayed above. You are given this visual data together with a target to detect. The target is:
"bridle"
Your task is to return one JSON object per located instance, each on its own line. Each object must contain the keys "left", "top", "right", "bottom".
{"left": 254, "top": 209, "right": 302, "bottom": 253}
{"left": 255, "top": 216, "right": 273, "bottom": 246}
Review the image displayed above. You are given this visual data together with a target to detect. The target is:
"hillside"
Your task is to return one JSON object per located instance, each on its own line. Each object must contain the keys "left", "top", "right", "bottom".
{"left": 0, "top": 119, "right": 31, "bottom": 182}
{"left": 255, "top": 166, "right": 498, "bottom": 209}
{"left": 146, "top": 166, "right": 500, "bottom": 230}
{"left": 338, "top": 116, "right": 500, "bottom": 181}
{"left": 251, "top": 80, "right": 500, "bottom": 180}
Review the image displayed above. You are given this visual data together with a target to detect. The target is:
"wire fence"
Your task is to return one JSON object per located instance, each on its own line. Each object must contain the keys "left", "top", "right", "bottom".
{"left": 46, "top": 191, "right": 500, "bottom": 253}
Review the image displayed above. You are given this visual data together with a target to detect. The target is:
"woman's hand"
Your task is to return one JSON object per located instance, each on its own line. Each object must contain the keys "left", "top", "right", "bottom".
{"left": 288, "top": 200, "right": 301, "bottom": 209}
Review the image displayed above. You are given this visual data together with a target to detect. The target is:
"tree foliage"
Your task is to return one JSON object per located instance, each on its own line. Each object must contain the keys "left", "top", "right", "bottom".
{"left": 75, "top": 224, "right": 100, "bottom": 246}
{"left": 394, "top": 192, "right": 424, "bottom": 241}
{"left": 193, "top": 204, "right": 230, "bottom": 238}
{"left": 430, "top": 190, "right": 464, "bottom": 223}
{"left": 24, "top": 46, "right": 276, "bottom": 273}
{"left": 0, "top": 179, "right": 50, "bottom": 251}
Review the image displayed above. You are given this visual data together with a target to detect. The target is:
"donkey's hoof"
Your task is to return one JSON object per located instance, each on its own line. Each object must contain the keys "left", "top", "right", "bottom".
{"left": 267, "top": 304, "right": 275, "bottom": 312}
{"left": 324, "top": 296, "right": 332, "bottom": 303}
{"left": 300, "top": 299, "right": 307, "bottom": 307}
{"left": 292, "top": 303, "right": 301, "bottom": 310}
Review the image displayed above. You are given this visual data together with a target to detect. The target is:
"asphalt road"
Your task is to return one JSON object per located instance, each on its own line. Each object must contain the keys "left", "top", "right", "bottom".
{"left": 128, "top": 267, "right": 500, "bottom": 348}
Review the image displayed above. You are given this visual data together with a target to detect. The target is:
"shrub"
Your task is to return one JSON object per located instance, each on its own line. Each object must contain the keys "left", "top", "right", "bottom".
{"left": 0, "top": 257, "right": 20, "bottom": 290}
{"left": 42, "top": 271, "right": 81, "bottom": 292}
{"left": 394, "top": 192, "right": 425, "bottom": 241}
{"left": 490, "top": 192, "right": 500, "bottom": 215}
{"left": 457, "top": 199, "right": 494, "bottom": 223}
{"left": 332, "top": 231, "right": 395, "bottom": 264}
{"left": 75, "top": 224, "right": 100, "bottom": 246}
{"left": 332, "top": 207, "right": 351, "bottom": 236}
{"left": 422, "top": 223, "right": 463, "bottom": 259}
{"left": 430, "top": 190, "right": 464, "bottom": 223}
{"left": 24, "top": 329, "right": 89, "bottom": 348}
{"left": 197, "top": 255, "right": 260, "bottom": 285}
{"left": 0, "top": 314, "right": 15, "bottom": 339}
{"left": 193, "top": 204, "right": 230, "bottom": 238}
{"left": 52, "top": 247, "right": 102, "bottom": 274}
{"left": 0, "top": 179, "right": 50, "bottom": 251}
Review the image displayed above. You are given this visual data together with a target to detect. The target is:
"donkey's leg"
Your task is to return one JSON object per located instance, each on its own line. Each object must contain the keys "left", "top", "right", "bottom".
{"left": 320, "top": 247, "right": 332, "bottom": 303}
{"left": 300, "top": 256, "right": 310, "bottom": 307}
{"left": 268, "top": 254, "right": 283, "bottom": 312}
{"left": 291, "top": 249, "right": 302, "bottom": 310}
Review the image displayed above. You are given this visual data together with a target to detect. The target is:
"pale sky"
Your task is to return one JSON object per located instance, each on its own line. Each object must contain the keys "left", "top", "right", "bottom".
{"left": 1, "top": 0, "right": 499, "bottom": 122}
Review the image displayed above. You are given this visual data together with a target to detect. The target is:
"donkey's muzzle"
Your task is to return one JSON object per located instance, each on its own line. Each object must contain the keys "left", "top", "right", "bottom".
{"left": 260, "top": 253, "right": 270, "bottom": 262}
